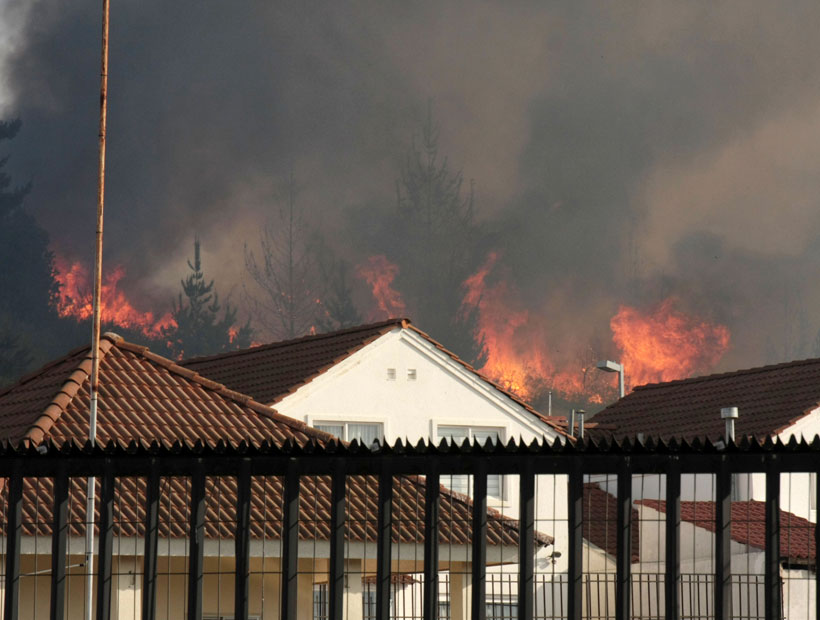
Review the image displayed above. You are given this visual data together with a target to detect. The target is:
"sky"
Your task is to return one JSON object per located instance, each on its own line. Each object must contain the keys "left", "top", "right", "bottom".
{"left": 3, "top": 1, "right": 820, "bottom": 374}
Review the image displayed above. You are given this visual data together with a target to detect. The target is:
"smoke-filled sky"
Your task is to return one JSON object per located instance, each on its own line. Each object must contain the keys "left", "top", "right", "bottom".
{"left": 3, "top": 1, "right": 820, "bottom": 373}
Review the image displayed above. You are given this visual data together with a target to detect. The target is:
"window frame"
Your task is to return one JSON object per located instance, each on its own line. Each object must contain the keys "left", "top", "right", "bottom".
{"left": 432, "top": 421, "right": 508, "bottom": 503}
{"left": 308, "top": 416, "right": 387, "bottom": 444}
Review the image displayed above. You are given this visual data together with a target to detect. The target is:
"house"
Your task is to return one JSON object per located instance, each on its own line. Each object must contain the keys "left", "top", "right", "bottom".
{"left": 590, "top": 356, "right": 820, "bottom": 515}
{"left": 184, "top": 319, "right": 653, "bottom": 616}
{"left": 587, "top": 357, "right": 820, "bottom": 619}
{"left": 181, "top": 320, "right": 566, "bottom": 525}
{"left": 0, "top": 332, "right": 547, "bottom": 620}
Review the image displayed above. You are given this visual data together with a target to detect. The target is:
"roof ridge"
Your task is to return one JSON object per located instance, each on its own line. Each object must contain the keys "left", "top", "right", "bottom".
{"left": 633, "top": 356, "right": 820, "bottom": 391}
{"left": 22, "top": 336, "right": 118, "bottom": 445}
{"left": 180, "top": 318, "right": 408, "bottom": 366}
{"left": 403, "top": 324, "right": 567, "bottom": 437}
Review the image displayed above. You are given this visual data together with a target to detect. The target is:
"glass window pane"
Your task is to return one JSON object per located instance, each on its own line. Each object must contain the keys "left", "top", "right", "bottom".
{"left": 438, "top": 426, "right": 469, "bottom": 445}
{"left": 472, "top": 429, "right": 500, "bottom": 445}
{"left": 314, "top": 424, "right": 344, "bottom": 438}
{"left": 487, "top": 474, "right": 502, "bottom": 499}
{"left": 348, "top": 423, "right": 383, "bottom": 444}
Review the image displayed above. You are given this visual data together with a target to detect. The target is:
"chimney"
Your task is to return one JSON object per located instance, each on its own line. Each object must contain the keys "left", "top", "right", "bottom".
{"left": 721, "top": 407, "right": 739, "bottom": 443}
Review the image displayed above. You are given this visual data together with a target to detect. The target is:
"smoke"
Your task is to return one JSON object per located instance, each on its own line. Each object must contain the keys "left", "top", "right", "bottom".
{"left": 4, "top": 0, "right": 820, "bottom": 373}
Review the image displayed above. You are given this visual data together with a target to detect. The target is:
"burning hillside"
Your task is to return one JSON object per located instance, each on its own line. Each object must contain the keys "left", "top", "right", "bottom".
{"left": 52, "top": 255, "right": 174, "bottom": 338}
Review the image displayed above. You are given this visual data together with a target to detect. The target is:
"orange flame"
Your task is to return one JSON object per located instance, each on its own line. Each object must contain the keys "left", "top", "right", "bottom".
{"left": 357, "top": 255, "right": 406, "bottom": 319}
{"left": 463, "top": 252, "right": 591, "bottom": 401}
{"left": 463, "top": 253, "right": 732, "bottom": 403}
{"left": 52, "top": 255, "right": 175, "bottom": 338}
{"left": 611, "top": 298, "right": 730, "bottom": 388}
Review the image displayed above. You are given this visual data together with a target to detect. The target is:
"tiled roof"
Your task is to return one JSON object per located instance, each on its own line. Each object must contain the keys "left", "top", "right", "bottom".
{"left": 182, "top": 319, "right": 564, "bottom": 435}
{"left": 0, "top": 333, "right": 329, "bottom": 447}
{"left": 583, "top": 483, "right": 640, "bottom": 563}
{"left": 181, "top": 319, "right": 406, "bottom": 405}
{"left": 590, "top": 357, "right": 820, "bottom": 440}
{"left": 637, "top": 499, "right": 816, "bottom": 561}
{"left": 4, "top": 472, "right": 545, "bottom": 548}
{"left": 0, "top": 334, "right": 546, "bottom": 549}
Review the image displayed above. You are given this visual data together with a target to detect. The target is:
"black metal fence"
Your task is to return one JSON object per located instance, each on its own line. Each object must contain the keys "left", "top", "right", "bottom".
{"left": 0, "top": 436, "right": 817, "bottom": 620}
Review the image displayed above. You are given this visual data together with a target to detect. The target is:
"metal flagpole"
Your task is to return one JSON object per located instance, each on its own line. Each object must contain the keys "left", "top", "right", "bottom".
{"left": 86, "top": 0, "right": 110, "bottom": 619}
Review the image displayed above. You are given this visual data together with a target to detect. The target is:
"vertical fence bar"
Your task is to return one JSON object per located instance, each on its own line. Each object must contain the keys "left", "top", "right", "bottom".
{"left": 518, "top": 464, "right": 534, "bottom": 620}
{"left": 422, "top": 469, "right": 439, "bottom": 620}
{"left": 50, "top": 465, "right": 69, "bottom": 620}
{"left": 141, "top": 465, "right": 160, "bottom": 620}
{"left": 4, "top": 461, "right": 22, "bottom": 620}
{"left": 96, "top": 468, "right": 114, "bottom": 620}
{"left": 471, "top": 462, "right": 487, "bottom": 620}
{"left": 616, "top": 461, "right": 632, "bottom": 620}
{"left": 328, "top": 460, "right": 346, "bottom": 620}
{"left": 815, "top": 469, "right": 820, "bottom": 620}
{"left": 234, "top": 461, "right": 251, "bottom": 620}
{"left": 187, "top": 469, "right": 206, "bottom": 620}
{"left": 665, "top": 458, "right": 680, "bottom": 620}
{"left": 715, "top": 458, "right": 731, "bottom": 620}
{"left": 567, "top": 461, "right": 583, "bottom": 620}
{"left": 281, "top": 463, "right": 300, "bottom": 620}
{"left": 376, "top": 467, "right": 393, "bottom": 620}
{"left": 764, "top": 462, "right": 780, "bottom": 620}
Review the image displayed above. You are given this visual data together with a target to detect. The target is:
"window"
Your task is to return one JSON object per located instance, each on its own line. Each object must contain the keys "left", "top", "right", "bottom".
{"left": 386, "top": 368, "right": 396, "bottom": 380}
{"left": 407, "top": 368, "right": 417, "bottom": 380}
{"left": 811, "top": 472, "right": 817, "bottom": 510}
{"left": 315, "top": 421, "right": 384, "bottom": 445}
{"left": 437, "top": 425, "right": 503, "bottom": 499}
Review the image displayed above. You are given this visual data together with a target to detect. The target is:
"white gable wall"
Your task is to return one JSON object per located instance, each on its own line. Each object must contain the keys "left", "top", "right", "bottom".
{"left": 276, "top": 328, "right": 559, "bottom": 443}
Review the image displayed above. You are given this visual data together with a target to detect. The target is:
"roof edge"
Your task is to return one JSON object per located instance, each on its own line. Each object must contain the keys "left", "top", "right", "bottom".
{"left": 22, "top": 335, "right": 118, "bottom": 445}
{"left": 181, "top": 318, "right": 409, "bottom": 367}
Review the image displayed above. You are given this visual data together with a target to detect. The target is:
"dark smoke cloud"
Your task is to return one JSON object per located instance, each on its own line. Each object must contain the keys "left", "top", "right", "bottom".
{"left": 4, "top": 1, "right": 820, "bottom": 370}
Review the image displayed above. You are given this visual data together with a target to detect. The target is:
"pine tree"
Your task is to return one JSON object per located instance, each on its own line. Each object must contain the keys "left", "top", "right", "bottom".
{"left": 316, "top": 258, "right": 362, "bottom": 333}
{"left": 164, "top": 238, "right": 251, "bottom": 359}
{"left": 391, "top": 103, "right": 487, "bottom": 366}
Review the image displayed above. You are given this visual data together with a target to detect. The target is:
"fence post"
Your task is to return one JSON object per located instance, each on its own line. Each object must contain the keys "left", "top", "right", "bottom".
{"left": 764, "top": 458, "right": 781, "bottom": 620}
{"left": 423, "top": 467, "right": 440, "bottom": 620}
{"left": 50, "top": 465, "right": 69, "bottom": 620}
{"left": 329, "top": 459, "right": 346, "bottom": 620}
{"left": 665, "top": 457, "right": 680, "bottom": 620}
{"left": 471, "top": 460, "right": 488, "bottom": 620}
{"left": 567, "top": 460, "right": 583, "bottom": 620}
{"left": 96, "top": 468, "right": 115, "bottom": 620}
{"left": 187, "top": 469, "right": 206, "bottom": 620}
{"left": 234, "top": 460, "right": 252, "bottom": 620}
{"left": 376, "top": 465, "right": 393, "bottom": 620}
{"left": 715, "top": 457, "right": 731, "bottom": 620}
{"left": 142, "top": 463, "right": 160, "bottom": 620}
{"left": 616, "top": 459, "right": 632, "bottom": 620}
{"left": 281, "top": 462, "right": 300, "bottom": 620}
{"left": 518, "top": 462, "right": 535, "bottom": 620}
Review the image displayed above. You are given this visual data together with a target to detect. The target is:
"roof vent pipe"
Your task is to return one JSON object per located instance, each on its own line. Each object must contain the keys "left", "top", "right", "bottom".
{"left": 577, "top": 409, "right": 586, "bottom": 439}
{"left": 721, "top": 407, "right": 739, "bottom": 443}
{"left": 569, "top": 409, "right": 576, "bottom": 438}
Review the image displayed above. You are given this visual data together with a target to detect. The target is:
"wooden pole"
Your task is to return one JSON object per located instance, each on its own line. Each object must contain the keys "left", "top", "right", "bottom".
{"left": 86, "top": 1, "right": 110, "bottom": 619}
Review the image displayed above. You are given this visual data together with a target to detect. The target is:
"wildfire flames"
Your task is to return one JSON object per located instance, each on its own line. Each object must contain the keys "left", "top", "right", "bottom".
{"left": 357, "top": 255, "right": 406, "bottom": 319}
{"left": 52, "top": 255, "right": 174, "bottom": 337}
{"left": 460, "top": 252, "right": 732, "bottom": 403}
{"left": 611, "top": 298, "right": 731, "bottom": 388}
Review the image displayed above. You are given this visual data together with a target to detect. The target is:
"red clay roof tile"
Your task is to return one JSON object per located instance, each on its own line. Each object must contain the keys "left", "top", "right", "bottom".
{"left": 637, "top": 499, "right": 816, "bottom": 561}
{"left": 590, "top": 357, "right": 820, "bottom": 440}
